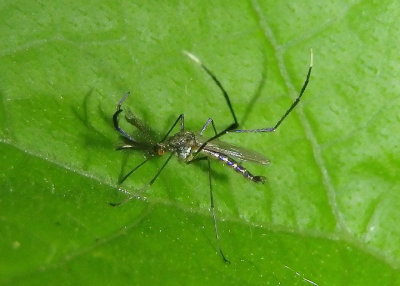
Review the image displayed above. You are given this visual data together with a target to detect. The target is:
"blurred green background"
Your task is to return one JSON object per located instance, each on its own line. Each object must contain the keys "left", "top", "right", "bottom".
{"left": 1, "top": 0, "right": 400, "bottom": 285}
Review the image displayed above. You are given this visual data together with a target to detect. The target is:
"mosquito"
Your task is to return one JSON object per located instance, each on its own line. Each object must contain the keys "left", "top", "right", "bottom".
{"left": 112, "top": 50, "right": 313, "bottom": 263}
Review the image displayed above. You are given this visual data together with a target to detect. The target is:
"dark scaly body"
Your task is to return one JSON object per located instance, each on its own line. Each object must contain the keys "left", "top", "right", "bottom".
{"left": 201, "top": 148, "right": 265, "bottom": 183}
{"left": 158, "top": 131, "right": 266, "bottom": 183}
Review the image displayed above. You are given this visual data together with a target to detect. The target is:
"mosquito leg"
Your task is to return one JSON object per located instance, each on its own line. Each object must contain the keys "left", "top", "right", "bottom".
{"left": 186, "top": 156, "right": 208, "bottom": 164}
{"left": 110, "top": 153, "right": 174, "bottom": 206}
{"left": 184, "top": 52, "right": 238, "bottom": 127}
{"left": 113, "top": 92, "right": 137, "bottom": 142}
{"left": 186, "top": 152, "right": 230, "bottom": 262}
{"left": 119, "top": 157, "right": 152, "bottom": 184}
{"left": 127, "top": 153, "right": 173, "bottom": 187}
{"left": 186, "top": 49, "right": 313, "bottom": 153}
{"left": 149, "top": 153, "right": 174, "bottom": 185}
{"left": 231, "top": 49, "right": 313, "bottom": 133}
{"left": 207, "top": 158, "right": 230, "bottom": 264}
{"left": 113, "top": 113, "right": 183, "bottom": 204}
{"left": 160, "top": 114, "right": 184, "bottom": 142}
{"left": 110, "top": 158, "right": 151, "bottom": 206}
{"left": 200, "top": 118, "right": 218, "bottom": 136}
{"left": 114, "top": 94, "right": 184, "bottom": 141}
{"left": 184, "top": 52, "right": 239, "bottom": 154}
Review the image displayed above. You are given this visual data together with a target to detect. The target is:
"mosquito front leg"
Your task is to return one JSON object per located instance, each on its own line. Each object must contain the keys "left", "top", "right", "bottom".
{"left": 160, "top": 114, "right": 185, "bottom": 142}
{"left": 113, "top": 92, "right": 136, "bottom": 142}
{"left": 113, "top": 112, "right": 185, "bottom": 205}
{"left": 110, "top": 153, "right": 174, "bottom": 206}
{"left": 118, "top": 158, "right": 152, "bottom": 184}
{"left": 121, "top": 112, "right": 186, "bottom": 186}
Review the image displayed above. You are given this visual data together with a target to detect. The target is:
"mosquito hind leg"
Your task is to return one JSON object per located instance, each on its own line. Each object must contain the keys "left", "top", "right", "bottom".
{"left": 231, "top": 49, "right": 313, "bottom": 133}
{"left": 184, "top": 52, "right": 239, "bottom": 154}
{"left": 185, "top": 49, "right": 313, "bottom": 140}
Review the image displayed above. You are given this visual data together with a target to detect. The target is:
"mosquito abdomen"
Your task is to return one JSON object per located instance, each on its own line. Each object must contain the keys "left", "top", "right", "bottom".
{"left": 202, "top": 149, "right": 265, "bottom": 183}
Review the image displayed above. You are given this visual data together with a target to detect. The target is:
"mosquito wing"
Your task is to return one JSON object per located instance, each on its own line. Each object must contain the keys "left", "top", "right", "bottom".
{"left": 196, "top": 135, "right": 270, "bottom": 165}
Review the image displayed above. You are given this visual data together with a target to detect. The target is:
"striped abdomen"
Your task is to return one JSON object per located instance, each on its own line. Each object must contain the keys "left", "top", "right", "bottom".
{"left": 202, "top": 149, "right": 265, "bottom": 183}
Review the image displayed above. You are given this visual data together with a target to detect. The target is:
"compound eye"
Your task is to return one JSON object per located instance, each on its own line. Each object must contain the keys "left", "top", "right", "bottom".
{"left": 157, "top": 148, "right": 165, "bottom": 156}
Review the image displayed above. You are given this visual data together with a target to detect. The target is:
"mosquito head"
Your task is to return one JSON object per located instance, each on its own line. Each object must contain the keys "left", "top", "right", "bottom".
{"left": 155, "top": 143, "right": 166, "bottom": 156}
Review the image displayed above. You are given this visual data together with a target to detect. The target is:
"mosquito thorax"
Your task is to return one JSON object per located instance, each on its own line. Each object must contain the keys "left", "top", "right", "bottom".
{"left": 161, "top": 131, "right": 199, "bottom": 161}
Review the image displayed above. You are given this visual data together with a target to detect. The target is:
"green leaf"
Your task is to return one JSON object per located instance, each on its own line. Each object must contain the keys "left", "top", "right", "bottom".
{"left": 1, "top": 0, "right": 400, "bottom": 285}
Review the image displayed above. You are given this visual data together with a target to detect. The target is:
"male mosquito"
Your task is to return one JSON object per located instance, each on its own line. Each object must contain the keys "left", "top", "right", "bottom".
{"left": 112, "top": 50, "right": 313, "bottom": 263}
